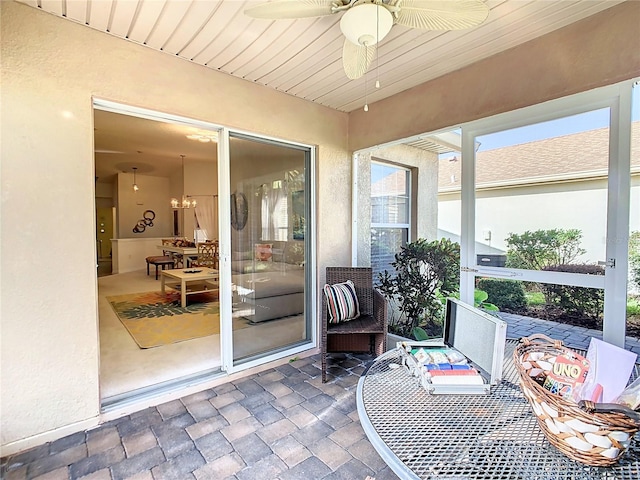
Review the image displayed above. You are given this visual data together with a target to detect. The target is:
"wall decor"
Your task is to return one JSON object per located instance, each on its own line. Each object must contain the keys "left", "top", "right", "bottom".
{"left": 231, "top": 192, "right": 248, "bottom": 231}
{"left": 133, "top": 209, "right": 156, "bottom": 233}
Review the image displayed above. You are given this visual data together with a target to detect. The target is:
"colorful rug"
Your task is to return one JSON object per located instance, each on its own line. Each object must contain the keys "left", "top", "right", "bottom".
{"left": 107, "top": 291, "right": 248, "bottom": 348}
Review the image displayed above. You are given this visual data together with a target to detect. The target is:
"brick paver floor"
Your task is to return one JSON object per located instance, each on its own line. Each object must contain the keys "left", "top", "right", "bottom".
{"left": 1, "top": 354, "right": 400, "bottom": 480}
{"left": 3, "top": 314, "right": 639, "bottom": 480}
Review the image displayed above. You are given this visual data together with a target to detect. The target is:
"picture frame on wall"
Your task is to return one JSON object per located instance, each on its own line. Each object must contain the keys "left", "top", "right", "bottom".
{"left": 231, "top": 191, "right": 248, "bottom": 231}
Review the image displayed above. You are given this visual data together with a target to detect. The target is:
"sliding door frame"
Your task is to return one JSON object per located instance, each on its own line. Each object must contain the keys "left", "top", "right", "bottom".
{"left": 219, "top": 127, "right": 317, "bottom": 375}
{"left": 92, "top": 98, "right": 317, "bottom": 396}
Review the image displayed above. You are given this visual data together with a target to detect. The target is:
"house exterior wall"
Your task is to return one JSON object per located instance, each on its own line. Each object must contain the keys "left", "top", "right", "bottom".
{"left": 356, "top": 145, "right": 439, "bottom": 266}
{"left": 348, "top": 1, "right": 640, "bottom": 152}
{"left": 438, "top": 176, "right": 640, "bottom": 266}
{"left": 0, "top": 1, "right": 348, "bottom": 453}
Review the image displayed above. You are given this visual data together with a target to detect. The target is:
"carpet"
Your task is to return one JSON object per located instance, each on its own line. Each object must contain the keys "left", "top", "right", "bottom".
{"left": 107, "top": 290, "right": 249, "bottom": 348}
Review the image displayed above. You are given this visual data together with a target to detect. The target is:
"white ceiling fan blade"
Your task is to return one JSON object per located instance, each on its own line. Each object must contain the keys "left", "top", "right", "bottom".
{"left": 244, "top": 0, "right": 336, "bottom": 19}
{"left": 395, "top": 0, "right": 489, "bottom": 30}
{"left": 342, "top": 39, "right": 375, "bottom": 80}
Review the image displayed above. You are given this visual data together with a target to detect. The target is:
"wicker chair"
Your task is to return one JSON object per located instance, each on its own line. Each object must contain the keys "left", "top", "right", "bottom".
{"left": 321, "top": 267, "right": 388, "bottom": 382}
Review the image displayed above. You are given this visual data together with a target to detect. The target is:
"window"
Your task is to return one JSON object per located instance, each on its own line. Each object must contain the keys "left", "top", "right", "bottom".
{"left": 260, "top": 180, "right": 288, "bottom": 241}
{"left": 371, "top": 162, "right": 410, "bottom": 278}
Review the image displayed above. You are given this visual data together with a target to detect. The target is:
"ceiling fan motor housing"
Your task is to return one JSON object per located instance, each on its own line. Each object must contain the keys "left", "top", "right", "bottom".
{"left": 340, "top": 3, "right": 394, "bottom": 46}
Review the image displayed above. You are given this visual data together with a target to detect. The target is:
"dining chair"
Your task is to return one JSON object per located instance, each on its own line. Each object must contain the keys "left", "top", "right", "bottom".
{"left": 192, "top": 241, "right": 219, "bottom": 269}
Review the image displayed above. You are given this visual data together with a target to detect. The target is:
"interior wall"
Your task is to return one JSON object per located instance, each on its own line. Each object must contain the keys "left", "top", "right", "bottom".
{"left": 0, "top": 0, "right": 348, "bottom": 453}
{"left": 348, "top": 1, "right": 640, "bottom": 151}
{"left": 117, "top": 173, "right": 172, "bottom": 239}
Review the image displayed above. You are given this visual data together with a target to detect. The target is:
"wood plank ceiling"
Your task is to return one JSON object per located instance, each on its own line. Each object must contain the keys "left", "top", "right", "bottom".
{"left": 19, "top": 0, "right": 625, "bottom": 112}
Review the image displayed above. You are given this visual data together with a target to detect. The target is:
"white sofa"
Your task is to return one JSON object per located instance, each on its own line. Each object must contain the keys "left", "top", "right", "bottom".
{"left": 231, "top": 241, "right": 305, "bottom": 323}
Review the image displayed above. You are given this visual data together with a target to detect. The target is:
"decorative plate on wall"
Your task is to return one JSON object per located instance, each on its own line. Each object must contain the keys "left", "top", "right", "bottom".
{"left": 231, "top": 192, "right": 248, "bottom": 231}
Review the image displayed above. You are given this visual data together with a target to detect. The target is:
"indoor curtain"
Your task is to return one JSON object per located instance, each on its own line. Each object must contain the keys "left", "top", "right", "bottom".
{"left": 194, "top": 195, "right": 217, "bottom": 241}
{"left": 261, "top": 183, "right": 286, "bottom": 240}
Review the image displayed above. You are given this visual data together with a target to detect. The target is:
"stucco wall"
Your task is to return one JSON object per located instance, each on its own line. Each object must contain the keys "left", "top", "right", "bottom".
{"left": 348, "top": 1, "right": 640, "bottom": 152}
{"left": 438, "top": 177, "right": 640, "bottom": 265}
{"left": 0, "top": 1, "right": 349, "bottom": 451}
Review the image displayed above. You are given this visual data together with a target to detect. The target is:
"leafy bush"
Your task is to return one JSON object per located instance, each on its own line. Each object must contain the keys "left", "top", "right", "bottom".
{"left": 541, "top": 264, "right": 604, "bottom": 319}
{"left": 472, "top": 289, "right": 498, "bottom": 311}
{"left": 505, "top": 229, "right": 586, "bottom": 270}
{"left": 377, "top": 238, "right": 460, "bottom": 338}
{"left": 476, "top": 278, "right": 527, "bottom": 312}
{"left": 630, "top": 231, "right": 640, "bottom": 291}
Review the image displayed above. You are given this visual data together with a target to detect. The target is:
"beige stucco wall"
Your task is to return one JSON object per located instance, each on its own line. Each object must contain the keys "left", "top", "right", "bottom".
{"left": 438, "top": 177, "right": 640, "bottom": 264}
{"left": 0, "top": 0, "right": 348, "bottom": 452}
{"left": 349, "top": 1, "right": 640, "bottom": 151}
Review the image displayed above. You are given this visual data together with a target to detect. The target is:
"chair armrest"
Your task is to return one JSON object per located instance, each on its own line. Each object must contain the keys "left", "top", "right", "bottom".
{"left": 373, "top": 288, "right": 388, "bottom": 332}
{"left": 321, "top": 292, "right": 329, "bottom": 338}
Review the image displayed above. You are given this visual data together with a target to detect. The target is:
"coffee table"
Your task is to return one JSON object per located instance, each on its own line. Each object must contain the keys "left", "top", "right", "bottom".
{"left": 160, "top": 268, "right": 219, "bottom": 308}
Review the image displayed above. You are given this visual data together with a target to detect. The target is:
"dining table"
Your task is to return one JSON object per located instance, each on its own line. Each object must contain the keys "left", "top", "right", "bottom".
{"left": 157, "top": 244, "right": 198, "bottom": 267}
{"left": 357, "top": 339, "right": 640, "bottom": 479}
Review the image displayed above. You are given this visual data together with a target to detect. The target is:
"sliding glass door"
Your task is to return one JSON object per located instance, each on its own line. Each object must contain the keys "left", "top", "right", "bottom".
{"left": 226, "top": 133, "right": 312, "bottom": 367}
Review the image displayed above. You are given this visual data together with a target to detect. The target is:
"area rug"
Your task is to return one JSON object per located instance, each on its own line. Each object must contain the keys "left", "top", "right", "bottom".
{"left": 107, "top": 291, "right": 249, "bottom": 349}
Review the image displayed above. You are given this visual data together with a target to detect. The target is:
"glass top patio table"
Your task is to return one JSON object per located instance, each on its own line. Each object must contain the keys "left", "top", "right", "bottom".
{"left": 356, "top": 339, "right": 640, "bottom": 480}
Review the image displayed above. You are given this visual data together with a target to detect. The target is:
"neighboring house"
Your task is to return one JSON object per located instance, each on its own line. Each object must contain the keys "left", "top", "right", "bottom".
{"left": 438, "top": 122, "right": 640, "bottom": 266}
{"left": 1, "top": 0, "right": 638, "bottom": 457}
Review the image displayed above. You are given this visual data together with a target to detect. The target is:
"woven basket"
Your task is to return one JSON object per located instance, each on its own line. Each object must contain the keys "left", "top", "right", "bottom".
{"left": 514, "top": 334, "right": 640, "bottom": 467}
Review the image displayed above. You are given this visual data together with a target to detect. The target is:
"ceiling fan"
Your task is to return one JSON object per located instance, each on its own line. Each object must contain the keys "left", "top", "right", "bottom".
{"left": 244, "top": 0, "right": 490, "bottom": 80}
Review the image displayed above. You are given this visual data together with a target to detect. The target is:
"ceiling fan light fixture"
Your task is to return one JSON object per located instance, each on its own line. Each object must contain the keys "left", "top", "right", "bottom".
{"left": 340, "top": 4, "right": 393, "bottom": 46}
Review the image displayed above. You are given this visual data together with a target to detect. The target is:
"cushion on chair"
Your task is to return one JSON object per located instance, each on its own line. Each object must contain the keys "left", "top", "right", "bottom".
{"left": 323, "top": 280, "right": 360, "bottom": 324}
{"left": 146, "top": 255, "right": 173, "bottom": 264}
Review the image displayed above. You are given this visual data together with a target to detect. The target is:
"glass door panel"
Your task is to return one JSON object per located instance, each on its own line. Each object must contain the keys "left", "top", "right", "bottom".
{"left": 473, "top": 109, "right": 611, "bottom": 339}
{"left": 228, "top": 133, "right": 310, "bottom": 365}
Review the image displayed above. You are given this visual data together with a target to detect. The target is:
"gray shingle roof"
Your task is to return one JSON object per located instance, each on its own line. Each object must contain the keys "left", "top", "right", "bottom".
{"left": 439, "top": 122, "right": 640, "bottom": 191}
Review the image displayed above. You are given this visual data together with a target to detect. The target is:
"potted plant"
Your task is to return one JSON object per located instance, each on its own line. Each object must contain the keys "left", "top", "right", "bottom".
{"left": 377, "top": 238, "right": 460, "bottom": 340}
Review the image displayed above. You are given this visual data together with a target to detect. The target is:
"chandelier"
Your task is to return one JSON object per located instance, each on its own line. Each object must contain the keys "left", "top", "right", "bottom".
{"left": 171, "top": 155, "right": 197, "bottom": 209}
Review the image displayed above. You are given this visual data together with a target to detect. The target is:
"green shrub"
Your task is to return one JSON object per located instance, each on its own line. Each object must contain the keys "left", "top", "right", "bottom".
{"left": 377, "top": 238, "right": 460, "bottom": 338}
{"left": 630, "top": 231, "right": 640, "bottom": 291}
{"left": 541, "top": 264, "right": 604, "bottom": 319}
{"left": 476, "top": 278, "right": 527, "bottom": 312}
{"left": 474, "top": 289, "right": 499, "bottom": 312}
{"left": 505, "top": 229, "right": 586, "bottom": 270}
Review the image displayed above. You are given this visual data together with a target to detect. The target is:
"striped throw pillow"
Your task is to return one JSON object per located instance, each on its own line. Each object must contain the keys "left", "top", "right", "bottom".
{"left": 323, "top": 280, "right": 360, "bottom": 324}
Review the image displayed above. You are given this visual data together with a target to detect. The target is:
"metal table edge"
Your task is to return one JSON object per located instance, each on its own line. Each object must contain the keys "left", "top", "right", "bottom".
{"left": 356, "top": 374, "right": 421, "bottom": 480}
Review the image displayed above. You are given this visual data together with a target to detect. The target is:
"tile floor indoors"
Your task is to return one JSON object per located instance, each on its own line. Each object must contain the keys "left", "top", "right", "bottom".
{"left": 99, "top": 269, "right": 306, "bottom": 400}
